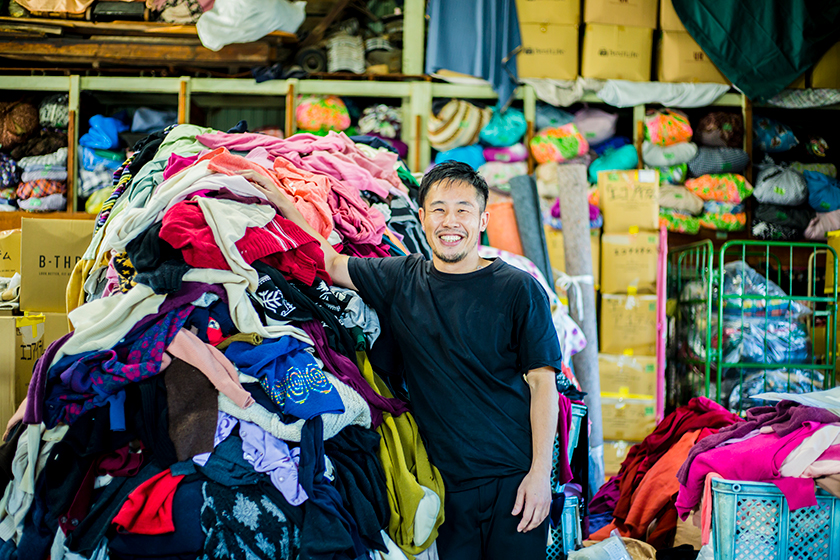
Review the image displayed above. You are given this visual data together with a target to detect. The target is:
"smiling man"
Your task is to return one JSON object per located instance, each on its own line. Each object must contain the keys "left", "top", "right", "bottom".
{"left": 246, "top": 161, "right": 562, "bottom": 559}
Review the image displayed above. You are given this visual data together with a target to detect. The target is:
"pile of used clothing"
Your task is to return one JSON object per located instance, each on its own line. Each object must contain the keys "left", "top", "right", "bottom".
{"left": 588, "top": 397, "right": 741, "bottom": 553}
{"left": 0, "top": 123, "right": 578, "bottom": 560}
{"left": 0, "top": 95, "right": 69, "bottom": 213}
{"left": 0, "top": 124, "right": 442, "bottom": 560}
{"left": 675, "top": 392, "right": 840, "bottom": 556}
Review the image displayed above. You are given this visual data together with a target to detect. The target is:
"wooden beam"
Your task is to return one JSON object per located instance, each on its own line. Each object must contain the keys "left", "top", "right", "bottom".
{"left": 0, "top": 39, "right": 273, "bottom": 65}
{"left": 0, "top": 16, "right": 297, "bottom": 42}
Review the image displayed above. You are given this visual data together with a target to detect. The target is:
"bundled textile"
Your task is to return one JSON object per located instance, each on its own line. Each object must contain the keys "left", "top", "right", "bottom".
{"left": 2, "top": 125, "right": 467, "bottom": 560}
{"left": 15, "top": 146, "right": 68, "bottom": 212}
{"left": 676, "top": 396, "right": 840, "bottom": 546}
{"left": 588, "top": 398, "right": 741, "bottom": 549}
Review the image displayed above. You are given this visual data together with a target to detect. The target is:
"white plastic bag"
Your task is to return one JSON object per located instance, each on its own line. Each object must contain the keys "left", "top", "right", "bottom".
{"left": 196, "top": 0, "right": 307, "bottom": 52}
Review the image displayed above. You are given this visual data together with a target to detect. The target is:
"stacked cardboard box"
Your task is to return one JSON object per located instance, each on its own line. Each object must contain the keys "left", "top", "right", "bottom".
{"left": 581, "top": 0, "right": 655, "bottom": 81}
{"left": 516, "top": 0, "right": 580, "bottom": 80}
{"left": 812, "top": 41, "right": 840, "bottom": 89}
{"left": 0, "top": 219, "right": 91, "bottom": 426}
{"left": 656, "top": 0, "right": 727, "bottom": 85}
{"left": 597, "top": 170, "right": 660, "bottom": 470}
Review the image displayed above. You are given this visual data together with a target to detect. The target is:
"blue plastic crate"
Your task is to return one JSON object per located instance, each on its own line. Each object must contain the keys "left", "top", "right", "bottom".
{"left": 712, "top": 478, "right": 840, "bottom": 560}
{"left": 546, "top": 496, "right": 581, "bottom": 560}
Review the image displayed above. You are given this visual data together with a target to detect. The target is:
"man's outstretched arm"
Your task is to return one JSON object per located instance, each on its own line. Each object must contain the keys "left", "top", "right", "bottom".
{"left": 238, "top": 169, "right": 356, "bottom": 290}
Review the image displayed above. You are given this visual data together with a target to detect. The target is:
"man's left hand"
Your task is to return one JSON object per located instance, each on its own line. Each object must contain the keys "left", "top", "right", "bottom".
{"left": 511, "top": 469, "right": 551, "bottom": 532}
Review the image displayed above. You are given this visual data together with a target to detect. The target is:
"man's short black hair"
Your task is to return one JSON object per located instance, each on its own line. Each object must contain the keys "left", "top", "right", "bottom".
{"left": 418, "top": 161, "right": 489, "bottom": 211}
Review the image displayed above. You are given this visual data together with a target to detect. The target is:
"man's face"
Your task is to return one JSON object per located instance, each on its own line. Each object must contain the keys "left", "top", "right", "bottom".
{"left": 418, "top": 180, "right": 489, "bottom": 265}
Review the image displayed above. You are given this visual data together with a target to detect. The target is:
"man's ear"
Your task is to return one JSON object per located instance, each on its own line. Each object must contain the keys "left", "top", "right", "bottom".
{"left": 480, "top": 210, "right": 489, "bottom": 232}
{"left": 418, "top": 207, "right": 425, "bottom": 229}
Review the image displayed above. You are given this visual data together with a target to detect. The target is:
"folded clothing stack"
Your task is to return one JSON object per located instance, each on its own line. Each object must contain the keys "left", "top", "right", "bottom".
{"left": 15, "top": 146, "right": 67, "bottom": 212}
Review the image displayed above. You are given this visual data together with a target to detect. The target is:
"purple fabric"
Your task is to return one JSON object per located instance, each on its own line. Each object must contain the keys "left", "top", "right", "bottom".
{"left": 301, "top": 320, "right": 408, "bottom": 428}
{"left": 24, "top": 332, "right": 74, "bottom": 425}
{"left": 676, "top": 422, "right": 822, "bottom": 518}
{"left": 550, "top": 199, "right": 600, "bottom": 221}
{"left": 193, "top": 411, "right": 238, "bottom": 467}
{"left": 677, "top": 400, "right": 840, "bottom": 486}
{"left": 44, "top": 305, "right": 193, "bottom": 427}
{"left": 239, "top": 420, "right": 307, "bottom": 505}
{"left": 589, "top": 476, "right": 621, "bottom": 515}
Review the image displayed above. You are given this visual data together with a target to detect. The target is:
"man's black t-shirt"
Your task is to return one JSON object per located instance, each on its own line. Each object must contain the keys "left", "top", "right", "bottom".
{"left": 348, "top": 254, "right": 563, "bottom": 488}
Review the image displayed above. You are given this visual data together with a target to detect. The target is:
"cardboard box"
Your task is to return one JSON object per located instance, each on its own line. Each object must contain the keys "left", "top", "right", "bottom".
{"left": 20, "top": 219, "right": 93, "bottom": 313}
{"left": 657, "top": 31, "right": 728, "bottom": 85}
{"left": 517, "top": 0, "right": 580, "bottom": 25}
{"left": 600, "top": 294, "right": 658, "bottom": 355}
{"left": 544, "top": 227, "right": 600, "bottom": 289}
{"left": 584, "top": 0, "right": 657, "bottom": 28}
{"left": 604, "top": 440, "right": 637, "bottom": 475}
{"left": 0, "top": 229, "right": 21, "bottom": 277}
{"left": 599, "top": 353, "right": 657, "bottom": 398}
{"left": 581, "top": 24, "right": 654, "bottom": 82}
{"left": 0, "top": 314, "right": 45, "bottom": 429}
{"left": 812, "top": 42, "right": 840, "bottom": 89}
{"left": 659, "top": 0, "right": 685, "bottom": 31}
{"left": 601, "top": 232, "right": 658, "bottom": 294}
{"left": 599, "top": 170, "right": 659, "bottom": 233}
{"left": 518, "top": 23, "right": 579, "bottom": 80}
{"left": 602, "top": 397, "right": 657, "bottom": 441}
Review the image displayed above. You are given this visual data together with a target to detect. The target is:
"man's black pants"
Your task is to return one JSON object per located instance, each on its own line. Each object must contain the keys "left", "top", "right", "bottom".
{"left": 436, "top": 474, "right": 548, "bottom": 560}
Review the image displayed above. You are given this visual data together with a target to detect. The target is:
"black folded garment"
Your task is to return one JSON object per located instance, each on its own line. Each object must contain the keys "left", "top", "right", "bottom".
{"left": 753, "top": 203, "right": 814, "bottom": 230}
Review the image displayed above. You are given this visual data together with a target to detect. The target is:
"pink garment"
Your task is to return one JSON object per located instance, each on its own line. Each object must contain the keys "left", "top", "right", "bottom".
{"left": 196, "top": 131, "right": 346, "bottom": 156}
{"left": 272, "top": 155, "right": 334, "bottom": 239}
{"left": 102, "top": 254, "right": 121, "bottom": 298}
{"left": 166, "top": 329, "right": 254, "bottom": 409}
{"left": 780, "top": 423, "right": 840, "bottom": 478}
{"left": 163, "top": 153, "right": 200, "bottom": 181}
{"left": 290, "top": 149, "right": 391, "bottom": 199}
{"left": 676, "top": 422, "right": 823, "bottom": 519}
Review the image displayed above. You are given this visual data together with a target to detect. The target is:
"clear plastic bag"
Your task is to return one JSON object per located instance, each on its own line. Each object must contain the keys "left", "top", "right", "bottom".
{"left": 722, "top": 261, "right": 811, "bottom": 319}
{"left": 721, "top": 317, "right": 811, "bottom": 365}
{"left": 727, "top": 369, "right": 824, "bottom": 411}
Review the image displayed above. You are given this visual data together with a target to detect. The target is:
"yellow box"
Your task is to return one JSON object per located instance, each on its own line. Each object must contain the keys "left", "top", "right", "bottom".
{"left": 584, "top": 0, "right": 657, "bottom": 28}
{"left": 659, "top": 0, "right": 685, "bottom": 31}
{"left": 544, "top": 227, "right": 600, "bottom": 289}
{"left": 599, "top": 169, "right": 659, "bottom": 233}
{"left": 517, "top": 0, "right": 580, "bottom": 25}
{"left": 599, "top": 353, "right": 657, "bottom": 398}
{"left": 812, "top": 42, "right": 840, "bottom": 89}
{"left": 600, "top": 294, "right": 658, "bottom": 355}
{"left": 788, "top": 73, "right": 808, "bottom": 89}
{"left": 604, "top": 439, "right": 638, "bottom": 475}
{"left": 0, "top": 314, "right": 45, "bottom": 429}
{"left": 657, "top": 31, "right": 728, "bottom": 85}
{"left": 20, "top": 219, "right": 93, "bottom": 313}
{"left": 602, "top": 397, "right": 657, "bottom": 441}
{"left": 601, "top": 232, "right": 658, "bottom": 294}
{"left": 0, "top": 229, "right": 20, "bottom": 278}
{"left": 518, "top": 23, "right": 579, "bottom": 80}
{"left": 582, "top": 24, "right": 654, "bottom": 82}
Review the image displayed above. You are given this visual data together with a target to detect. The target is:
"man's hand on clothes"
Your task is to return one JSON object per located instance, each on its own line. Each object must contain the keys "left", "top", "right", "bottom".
{"left": 234, "top": 169, "right": 295, "bottom": 215}
{"left": 511, "top": 469, "right": 551, "bottom": 532}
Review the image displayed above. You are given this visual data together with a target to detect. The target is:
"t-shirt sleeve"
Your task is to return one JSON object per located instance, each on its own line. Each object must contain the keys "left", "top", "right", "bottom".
{"left": 513, "top": 276, "right": 564, "bottom": 375}
{"left": 347, "top": 256, "right": 408, "bottom": 314}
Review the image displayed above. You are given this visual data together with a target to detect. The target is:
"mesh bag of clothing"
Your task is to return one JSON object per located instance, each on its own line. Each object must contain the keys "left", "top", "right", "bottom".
{"left": 39, "top": 94, "right": 69, "bottom": 129}
{"left": 295, "top": 95, "right": 351, "bottom": 133}
{"left": 0, "top": 100, "right": 38, "bottom": 149}
{"left": 687, "top": 146, "right": 750, "bottom": 177}
{"left": 644, "top": 108, "right": 693, "bottom": 147}
{"left": 685, "top": 173, "right": 752, "bottom": 203}
{"left": 699, "top": 210, "right": 746, "bottom": 231}
{"left": 530, "top": 123, "right": 589, "bottom": 164}
{"left": 805, "top": 170, "right": 840, "bottom": 212}
{"left": 790, "top": 161, "right": 837, "bottom": 178}
{"left": 721, "top": 260, "right": 811, "bottom": 319}
{"left": 696, "top": 111, "right": 743, "bottom": 148}
{"left": 754, "top": 116, "right": 798, "bottom": 153}
{"left": 753, "top": 203, "right": 813, "bottom": 230}
{"left": 655, "top": 163, "right": 688, "bottom": 185}
{"left": 727, "top": 369, "right": 822, "bottom": 412}
{"left": 642, "top": 141, "right": 698, "bottom": 167}
{"left": 721, "top": 317, "right": 811, "bottom": 365}
{"left": 752, "top": 220, "right": 801, "bottom": 240}
{"left": 660, "top": 208, "right": 701, "bottom": 234}
{"left": 754, "top": 164, "right": 807, "bottom": 206}
{"left": 659, "top": 186, "right": 704, "bottom": 215}
{"left": 479, "top": 107, "right": 526, "bottom": 147}
{"left": 574, "top": 106, "right": 617, "bottom": 147}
